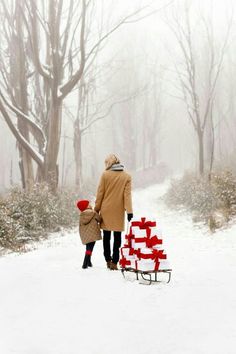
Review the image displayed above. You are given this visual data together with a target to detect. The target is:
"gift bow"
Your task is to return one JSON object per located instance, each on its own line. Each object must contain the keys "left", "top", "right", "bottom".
{"left": 152, "top": 249, "right": 167, "bottom": 260}
{"left": 125, "top": 232, "right": 134, "bottom": 247}
{"left": 119, "top": 258, "right": 131, "bottom": 268}
{"left": 120, "top": 257, "right": 138, "bottom": 270}
{"left": 131, "top": 217, "right": 156, "bottom": 229}
{"left": 132, "top": 235, "right": 162, "bottom": 248}
{"left": 134, "top": 249, "right": 152, "bottom": 260}
{"left": 134, "top": 249, "right": 166, "bottom": 261}
{"left": 146, "top": 235, "right": 162, "bottom": 247}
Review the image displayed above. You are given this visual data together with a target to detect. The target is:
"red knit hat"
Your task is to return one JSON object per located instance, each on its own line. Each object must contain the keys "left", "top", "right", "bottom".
{"left": 76, "top": 200, "right": 89, "bottom": 212}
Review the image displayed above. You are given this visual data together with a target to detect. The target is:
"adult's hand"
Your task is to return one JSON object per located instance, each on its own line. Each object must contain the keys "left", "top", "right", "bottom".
{"left": 127, "top": 213, "right": 133, "bottom": 222}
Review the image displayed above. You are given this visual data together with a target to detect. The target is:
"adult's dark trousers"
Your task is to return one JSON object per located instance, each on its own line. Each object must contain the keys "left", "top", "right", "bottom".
{"left": 103, "top": 230, "right": 121, "bottom": 264}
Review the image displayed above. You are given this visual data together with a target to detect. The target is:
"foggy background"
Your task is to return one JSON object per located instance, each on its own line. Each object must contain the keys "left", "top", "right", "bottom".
{"left": 0, "top": 0, "right": 235, "bottom": 193}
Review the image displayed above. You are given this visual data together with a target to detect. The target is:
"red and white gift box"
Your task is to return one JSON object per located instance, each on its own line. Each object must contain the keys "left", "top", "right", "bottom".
{"left": 131, "top": 219, "right": 162, "bottom": 246}
{"left": 120, "top": 247, "right": 138, "bottom": 261}
{"left": 131, "top": 238, "right": 147, "bottom": 250}
{"left": 136, "top": 248, "right": 167, "bottom": 262}
{"left": 149, "top": 226, "right": 163, "bottom": 238}
{"left": 131, "top": 227, "right": 148, "bottom": 238}
{"left": 152, "top": 243, "right": 164, "bottom": 250}
{"left": 119, "top": 257, "right": 136, "bottom": 268}
{"left": 136, "top": 260, "right": 160, "bottom": 272}
{"left": 119, "top": 257, "right": 159, "bottom": 271}
{"left": 131, "top": 236, "right": 163, "bottom": 250}
{"left": 120, "top": 247, "right": 133, "bottom": 257}
{"left": 158, "top": 260, "right": 171, "bottom": 270}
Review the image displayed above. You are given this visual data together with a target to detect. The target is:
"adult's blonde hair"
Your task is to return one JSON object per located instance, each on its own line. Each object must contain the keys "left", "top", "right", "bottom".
{"left": 105, "top": 154, "right": 120, "bottom": 170}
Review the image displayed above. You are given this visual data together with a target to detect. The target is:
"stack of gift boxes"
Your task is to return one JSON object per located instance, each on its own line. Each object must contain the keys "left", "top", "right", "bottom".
{"left": 119, "top": 217, "right": 170, "bottom": 272}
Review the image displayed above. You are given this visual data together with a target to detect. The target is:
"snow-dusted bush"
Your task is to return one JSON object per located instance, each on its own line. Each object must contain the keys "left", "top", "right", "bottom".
{"left": 165, "top": 170, "right": 236, "bottom": 229}
{"left": 0, "top": 184, "right": 79, "bottom": 251}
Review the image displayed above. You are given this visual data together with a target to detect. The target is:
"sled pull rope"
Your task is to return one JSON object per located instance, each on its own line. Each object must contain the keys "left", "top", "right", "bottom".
{"left": 126, "top": 221, "right": 130, "bottom": 235}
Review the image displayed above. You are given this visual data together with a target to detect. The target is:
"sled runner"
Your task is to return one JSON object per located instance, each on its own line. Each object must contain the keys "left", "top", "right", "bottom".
{"left": 120, "top": 267, "right": 172, "bottom": 285}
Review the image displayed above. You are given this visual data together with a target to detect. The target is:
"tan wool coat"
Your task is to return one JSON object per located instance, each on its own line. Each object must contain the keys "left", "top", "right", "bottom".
{"left": 95, "top": 170, "right": 133, "bottom": 232}
{"left": 79, "top": 209, "right": 102, "bottom": 245}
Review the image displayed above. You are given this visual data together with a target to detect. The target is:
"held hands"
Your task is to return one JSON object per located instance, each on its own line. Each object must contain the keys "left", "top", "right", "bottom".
{"left": 127, "top": 213, "right": 133, "bottom": 222}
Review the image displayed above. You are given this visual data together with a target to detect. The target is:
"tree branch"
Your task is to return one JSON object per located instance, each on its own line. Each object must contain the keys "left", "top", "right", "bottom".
{"left": 0, "top": 97, "right": 44, "bottom": 167}
{"left": 59, "top": 0, "right": 86, "bottom": 100}
{"left": 0, "top": 90, "right": 46, "bottom": 150}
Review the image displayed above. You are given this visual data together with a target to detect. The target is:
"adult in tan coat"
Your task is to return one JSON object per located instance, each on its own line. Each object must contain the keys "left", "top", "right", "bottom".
{"left": 95, "top": 154, "right": 133, "bottom": 270}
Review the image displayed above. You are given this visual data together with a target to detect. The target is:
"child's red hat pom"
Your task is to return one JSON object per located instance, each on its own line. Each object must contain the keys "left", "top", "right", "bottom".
{"left": 76, "top": 200, "right": 89, "bottom": 212}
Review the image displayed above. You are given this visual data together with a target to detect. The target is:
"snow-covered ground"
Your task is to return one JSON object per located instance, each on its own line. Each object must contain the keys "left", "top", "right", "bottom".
{"left": 0, "top": 183, "right": 236, "bottom": 354}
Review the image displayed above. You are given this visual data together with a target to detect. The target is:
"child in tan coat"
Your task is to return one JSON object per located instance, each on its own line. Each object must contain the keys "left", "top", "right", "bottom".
{"left": 77, "top": 200, "right": 102, "bottom": 269}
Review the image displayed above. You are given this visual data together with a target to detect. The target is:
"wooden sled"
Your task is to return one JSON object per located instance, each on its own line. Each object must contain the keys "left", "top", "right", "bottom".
{"left": 120, "top": 267, "right": 172, "bottom": 285}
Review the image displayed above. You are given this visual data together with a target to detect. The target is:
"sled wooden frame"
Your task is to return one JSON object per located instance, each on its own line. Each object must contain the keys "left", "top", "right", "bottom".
{"left": 120, "top": 267, "right": 172, "bottom": 285}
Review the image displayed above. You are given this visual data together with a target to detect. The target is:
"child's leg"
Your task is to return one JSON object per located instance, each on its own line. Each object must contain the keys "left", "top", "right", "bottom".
{"left": 86, "top": 242, "right": 95, "bottom": 267}
{"left": 86, "top": 241, "right": 95, "bottom": 253}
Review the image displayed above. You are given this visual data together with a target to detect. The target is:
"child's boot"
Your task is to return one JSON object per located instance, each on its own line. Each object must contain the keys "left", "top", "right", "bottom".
{"left": 82, "top": 250, "right": 92, "bottom": 269}
{"left": 87, "top": 255, "right": 93, "bottom": 267}
{"left": 82, "top": 254, "right": 89, "bottom": 269}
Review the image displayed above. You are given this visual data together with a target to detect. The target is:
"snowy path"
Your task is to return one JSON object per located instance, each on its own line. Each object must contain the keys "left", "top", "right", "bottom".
{"left": 0, "top": 184, "right": 236, "bottom": 354}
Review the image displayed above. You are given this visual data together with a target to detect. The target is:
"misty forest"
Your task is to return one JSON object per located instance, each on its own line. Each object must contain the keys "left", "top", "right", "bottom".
{"left": 0, "top": 1, "right": 236, "bottom": 354}
{"left": 1, "top": 0, "right": 236, "bottom": 249}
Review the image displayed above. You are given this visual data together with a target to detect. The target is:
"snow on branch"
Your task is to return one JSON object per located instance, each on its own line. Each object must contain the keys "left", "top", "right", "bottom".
{"left": 0, "top": 91, "right": 46, "bottom": 150}
{"left": 0, "top": 96, "right": 44, "bottom": 167}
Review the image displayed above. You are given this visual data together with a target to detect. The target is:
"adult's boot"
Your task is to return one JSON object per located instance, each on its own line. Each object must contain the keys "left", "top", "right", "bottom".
{"left": 110, "top": 262, "right": 118, "bottom": 270}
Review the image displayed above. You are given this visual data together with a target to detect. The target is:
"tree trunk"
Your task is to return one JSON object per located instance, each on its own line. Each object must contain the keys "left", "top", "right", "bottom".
{"left": 198, "top": 130, "right": 204, "bottom": 176}
{"left": 17, "top": 113, "right": 34, "bottom": 190}
{"left": 14, "top": 1, "right": 34, "bottom": 190}
{"left": 122, "top": 103, "right": 136, "bottom": 171}
{"left": 44, "top": 101, "right": 62, "bottom": 191}
{"left": 74, "top": 119, "right": 82, "bottom": 189}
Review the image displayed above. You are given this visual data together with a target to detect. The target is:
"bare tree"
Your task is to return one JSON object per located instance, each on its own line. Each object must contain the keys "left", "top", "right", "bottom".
{"left": 166, "top": 2, "right": 232, "bottom": 175}
{"left": 0, "top": 0, "right": 87, "bottom": 191}
{"left": 148, "top": 66, "right": 165, "bottom": 168}
{"left": 0, "top": 0, "right": 169, "bottom": 191}
{"left": 0, "top": 0, "right": 34, "bottom": 190}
